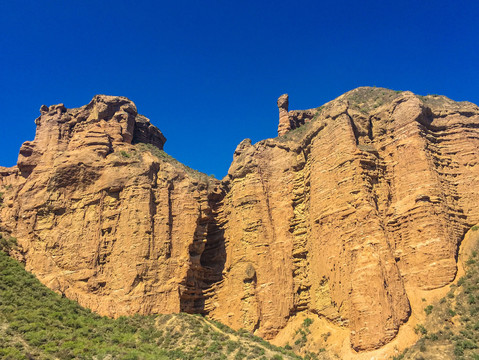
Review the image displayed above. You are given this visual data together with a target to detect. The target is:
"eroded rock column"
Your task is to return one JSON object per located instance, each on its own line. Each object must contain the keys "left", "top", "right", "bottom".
{"left": 277, "top": 94, "right": 290, "bottom": 136}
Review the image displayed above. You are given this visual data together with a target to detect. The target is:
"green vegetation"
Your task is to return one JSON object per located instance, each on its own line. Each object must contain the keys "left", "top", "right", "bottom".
{"left": 416, "top": 93, "right": 455, "bottom": 109}
{"left": 0, "top": 249, "right": 170, "bottom": 359}
{"left": 0, "top": 233, "right": 18, "bottom": 254}
{"left": 0, "top": 244, "right": 303, "bottom": 359}
{"left": 135, "top": 143, "right": 213, "bottom": 183}
{"left": 120, "top": 150, "right": 131, "bottom": 158}
{"left": 399, "top": 228, "right": 479, "bottom": 359}
{"left": 277, "top": 87, "right": 403, "bottom": 143}
{"left": 286, "top": 318, "right": 331, "bottom": 359}
{"left": 277, "top": 116, "right": 320, "bottom": 143}
{"left": 302, "top": 318, "right": 313, "bottom": 328}
{"left": 0, "top": 184, "right": 8, "bottom": 206}
{"left": 343, "top": 87, "right": 402, "bottom": 114}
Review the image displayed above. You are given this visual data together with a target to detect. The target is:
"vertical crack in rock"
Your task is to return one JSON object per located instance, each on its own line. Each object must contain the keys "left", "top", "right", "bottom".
{"left": 147, "top": 162, "right": 160, "bottom": 261}
{"left": 347, "top": 110, "right": 411, "bottom": 350}
{"left": 165, "top": 182, "right": 173, "bottom": 259}
{"left": 289, "top": 147, "right": 312, "bottom": 314}
{"left": 179, "top": 182, "right": 226, "bottom": 315}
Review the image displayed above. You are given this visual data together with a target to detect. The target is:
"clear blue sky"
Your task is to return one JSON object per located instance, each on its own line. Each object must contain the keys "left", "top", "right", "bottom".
{"left": 1, "top": 1, "right": 478, "bottom": 178}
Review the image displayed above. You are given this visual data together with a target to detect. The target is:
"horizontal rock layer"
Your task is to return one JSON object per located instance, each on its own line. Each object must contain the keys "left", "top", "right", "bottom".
{"left": 210, "top": 88, "right": 479, "bottom": 350}
{"left": 0, "top": 95, "right": 223, "bottom": 317}
{"left": 1, "top": 88, "right": 479, "bottom": 352}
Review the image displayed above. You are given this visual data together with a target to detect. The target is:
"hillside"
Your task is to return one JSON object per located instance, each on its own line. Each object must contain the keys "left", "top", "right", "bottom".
{"left": 2, "top": 231, "right": 478, "bottom": 359}
{"left": 0, "top": 240, "right": 311, "bottom": 360}
{"left": 1, "top": 87, "right": 479, "bottom": 358}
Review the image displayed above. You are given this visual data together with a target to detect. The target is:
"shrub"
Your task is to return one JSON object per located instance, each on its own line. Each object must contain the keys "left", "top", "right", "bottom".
{"left": 424, "top": 305, "right": 434, "bottom": 315}
{"left": 303, "top": 318, "right": 313, "bottom": 327}
{"left": 448, "top": 308, "right": 457, "bottom": 317}
{"left": 414, "top": 324, "right": 427, "bottom": 335}
{"left": 0, "top": 235, "right": 18, "bottom": 254}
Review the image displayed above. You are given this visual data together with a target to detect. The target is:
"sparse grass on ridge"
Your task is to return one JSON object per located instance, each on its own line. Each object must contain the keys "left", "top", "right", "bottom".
{"left": 276, "top": 87, "right": 402, "bottom": 143}
{"left": 135, "top": 142, "right": 213, "bottom": 183}
{"left": 342, "top": 87, "right": 402, "bottom": 114}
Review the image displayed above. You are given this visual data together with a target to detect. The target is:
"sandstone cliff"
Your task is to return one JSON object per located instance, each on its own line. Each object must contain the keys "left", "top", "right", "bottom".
{"left": 0, "top": 95, "right": 224, "bottom": 318}
{"left": 209, "top": 88, "right": 479, "bottom": 352}
{"left": 2, "top": 88, "right": 479, "bottom": 356}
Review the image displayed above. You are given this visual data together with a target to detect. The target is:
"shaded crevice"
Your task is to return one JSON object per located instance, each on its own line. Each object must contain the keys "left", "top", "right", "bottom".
{"left": 347, "top": 114, "right": 361, "bottom": 145}
{"left": 180, "top": 185, "right": 226, "bottom": 315}
{"left": 368, "top": 116, "right": 374, "bottom": 141}
{"left": 146, "top": 162, "right": 160, "bottom": 260}
{"left": 147, "top": 188, "right": 157, "bottom": 260}
{"left": 165, "top": 183, "right": 173, "bottom": 259}
{"left": 256, "top": 165, "right": 277, "bottom": 244}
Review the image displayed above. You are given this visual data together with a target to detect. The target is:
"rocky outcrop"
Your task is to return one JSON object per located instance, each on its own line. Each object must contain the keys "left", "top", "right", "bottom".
{"left": 277, "top": 94, "right": 317, "bottom": 136}
{"left": 0, "top": 95, "right": 224, "bottom": 317}
{"left": 17, "top": 95, "right": 166, "bottom": 177}
{"left": 2, "top": 88, "right": 479, "bottom": 354}
{"left": 210, "top": 88, "right": 479, "bottom": 351}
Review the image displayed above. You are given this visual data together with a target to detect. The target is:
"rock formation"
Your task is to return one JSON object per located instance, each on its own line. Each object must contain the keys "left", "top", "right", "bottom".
{"left": 0, "top": 95, "right": 224, "bottom": 317}
{"left": 2, "top": 88, "right": 479, "bottom": 355}
{"left": 277, "top": 93, "right": 317, "bottom": 136}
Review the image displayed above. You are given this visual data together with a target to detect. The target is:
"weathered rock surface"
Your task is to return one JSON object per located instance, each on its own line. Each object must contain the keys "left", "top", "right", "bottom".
{"left": 209, "top": 88, "right": 479, "bottom": 351}
{"left": 2, "top": 88, "right": 479, "bottom": 354}
{"left": 0, "top": 95, "right": 224, "bottom": 317}
{"left": 277, "top": 93, "right": 317, "bottom": 136}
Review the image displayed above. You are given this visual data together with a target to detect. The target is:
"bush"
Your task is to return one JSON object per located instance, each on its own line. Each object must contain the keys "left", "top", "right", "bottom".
{"left": 419, "top": 341, "right": 426, "bottom": 352}
{"left": 303, "top": 318, "right": 313, "bottom": 327}
{"left": 414, "top": 324, "right": 427, "bottom": 335}
{"left": 448, "top": 308, "right": 457, "bottom": 317}
{"left": 424, "top": 305, "right": 434, "bottom": 315}
{"left": 0, "top": 235, "right": 18, "bottom": 253}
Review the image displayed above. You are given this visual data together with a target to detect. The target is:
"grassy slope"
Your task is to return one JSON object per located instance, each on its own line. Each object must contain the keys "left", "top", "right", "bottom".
{"left": 0, "top": 244, "right": 305, "bottom": 360}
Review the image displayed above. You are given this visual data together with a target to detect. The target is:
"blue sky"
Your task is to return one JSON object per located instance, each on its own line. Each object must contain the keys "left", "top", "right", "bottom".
{"left": 1, "top": 1, "right": 478, "bottom": 178}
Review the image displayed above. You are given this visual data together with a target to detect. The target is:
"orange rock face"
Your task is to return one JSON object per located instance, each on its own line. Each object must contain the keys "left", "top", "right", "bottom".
{"left": 2, "top": 88, "right": 479, "bottom": 353}
{"left": 0, "top": 95, "right": 224, "bottom": 317}
{"left": 209, "top": 88, "right": 479, "bottom": 351}
{"left": 277, "top": 93, "right": 316, "bottom": 136}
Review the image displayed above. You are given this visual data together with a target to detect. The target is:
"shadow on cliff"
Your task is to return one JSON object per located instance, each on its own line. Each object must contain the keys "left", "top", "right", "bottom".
{"left": 180, "top": 186, "right": 227, "bottom": 315}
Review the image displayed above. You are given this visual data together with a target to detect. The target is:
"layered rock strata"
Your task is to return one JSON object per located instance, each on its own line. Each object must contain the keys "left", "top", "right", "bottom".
{"left": 1, "top": 88, "right": 479, "bottom": 352}
{"left": 210, "top": 88, "right": 479, "bottom": 350}
{"left": 0, "top": 95, "right": 224, "bottom": 317}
